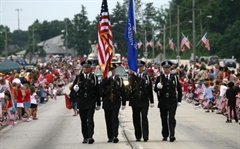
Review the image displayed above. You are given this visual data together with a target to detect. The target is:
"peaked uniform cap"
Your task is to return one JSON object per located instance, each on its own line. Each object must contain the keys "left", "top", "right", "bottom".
{"left": 161, "top": 60, "right": 173, "bottom": 68}
{"left": 138, "top": 60, "right": 146, "bottom": 67}
{"left": 81, "top": 60, "right": 92, "bottom": 68}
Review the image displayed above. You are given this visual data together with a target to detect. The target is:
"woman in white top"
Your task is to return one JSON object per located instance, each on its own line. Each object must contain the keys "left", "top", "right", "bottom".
{"left": 30, "top": 86, "right": 39, "bottom": 120}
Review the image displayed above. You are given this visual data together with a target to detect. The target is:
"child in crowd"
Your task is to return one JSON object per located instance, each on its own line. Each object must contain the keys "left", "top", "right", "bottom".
{"left": 203, "top": 81, "right": 215, "bottom": 112}
{"left": 216, "top": 80, "right": 228, "bottom": 114}
{"left": 188, "top": 78, "right": 196, "bottom": 101}
{"left": 38, "top": 83, "right": 46, "bottom": 104}
{"left": 226, "top": 82, "right": 238, "bottom": 123}
{"left": 0, "top": 90, "right": 15, "bottom": 125}
{"left": 70, "top": 84, "right": 78, "bottom": 116}
{"left": 30, "top": 86, "right": 39, "bottom": 120}
{"left": 13, "top": 79, "right": 24, "bottom": 121}
{"left": 66, "top": 84, "right": 78, "bottom": 116}
{"left": 22, "top": 83, "right": 31, "bottom": 122}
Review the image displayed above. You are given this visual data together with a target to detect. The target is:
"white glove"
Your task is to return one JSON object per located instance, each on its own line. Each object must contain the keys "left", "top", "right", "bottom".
{"left": 150, "top": 103, "right": 154, "bottom": 108}
{"left": 107, "top": 71, "right": 112, "bottom": 78}
{"left": 157, "top": 83, "right": 163, "bottom": 89}
{"left": 177, "top": 102, "right": 181, "bottom": 107}
{"left": 73, "top": 84, "right": 79, "bottom": 92}
{"left": 95, "top": 105, "right": 101, "bottom": 110}
{"left": 121, "top": 105, "right": 126, "bottom": 110}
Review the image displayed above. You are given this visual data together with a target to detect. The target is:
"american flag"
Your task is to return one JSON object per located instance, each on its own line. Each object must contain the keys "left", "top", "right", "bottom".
{"left": 156, "top": 41, "right": 162, "bottom": 50}
{"left": 137, "top": 41, "right": 142, "bottom": 49}
{"left": 146, "top": 42, "right": 150, "bottom": 48}
{"left": 98, "top": 0, "right": 113, "bottom": 78}
{"left": 201, "top": 33, "right": 210, "bottom": 50}
{"left": 181, "top": 34, "right": 190, "bottom": 51}
{"left": 169, "top": 39, "right": 175, "bottom": 50}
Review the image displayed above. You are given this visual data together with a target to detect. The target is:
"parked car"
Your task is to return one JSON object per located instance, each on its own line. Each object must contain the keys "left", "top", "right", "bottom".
{"left": 207, "top": 55, "right": 220, "bottom": 66}
{"left": 199, "top": 56, "right": 209, "bottom": 63}
{"left": 223, "top": 59, "right": 237, "bottom": 68}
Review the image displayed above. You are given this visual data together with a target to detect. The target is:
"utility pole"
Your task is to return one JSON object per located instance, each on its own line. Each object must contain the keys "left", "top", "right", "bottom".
{"left": 169, "top": 3, "right": 172, "bottom": 38}
{"left": 15, "top": 8, "right": 22, "bottom": 30}
{"left": 4, "top": 29, "right": 8, "bottom": 60}
{"left": 31, "top": 26, "right": 35, "bottom": 64}
{"left": 200, "top": 10, "right": 203, "bottom": 36}
{"left": 65, "top": 21, "right": 68, "bottom": 56}
{"left": 143, "top": 30, "right": 148, "bottom": 58}
{"left": 163, "top": 25, "right": 166, "bottom": 60}
{"left": 152, "top": 27, "right": 155, "bottom": 62}
{"left": 177, "top": 5, "right": 180, "bottom": 64}
{"left": 192, "top": 0, "right": 196, "bottom": 66}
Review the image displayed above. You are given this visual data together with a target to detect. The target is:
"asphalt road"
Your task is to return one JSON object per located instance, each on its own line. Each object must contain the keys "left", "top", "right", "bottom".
{"left": 0, "top": 85, "right": 240, "bottom": 149}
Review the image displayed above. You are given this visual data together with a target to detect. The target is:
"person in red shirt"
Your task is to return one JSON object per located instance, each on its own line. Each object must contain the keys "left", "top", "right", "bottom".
{"left": 44, "top": 70, "right": 54, "bottom": 96}
{"left": 22, "top": 83, "right": 31, "bottom": 122}
{"left": 13, "top": 78, "right": 23, "bottom": 121}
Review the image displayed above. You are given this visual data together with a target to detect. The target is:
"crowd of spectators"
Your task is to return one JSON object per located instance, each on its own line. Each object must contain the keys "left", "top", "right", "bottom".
{"left": 0, "top": 56, "right": 81, "bottom": 126}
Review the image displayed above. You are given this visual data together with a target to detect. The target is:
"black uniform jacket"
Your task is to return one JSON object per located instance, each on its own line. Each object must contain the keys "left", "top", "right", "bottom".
{"left": 100, "top": 76, "right": 126, "bottom": 110}
{"left": 154, "top": 73, "right": 182, "bottom": 109}
{"left": 128, "top": 73, "right": 154, "bottom": 107}
{"left": 72, "top": 72, "right": 101, "bottom": 109}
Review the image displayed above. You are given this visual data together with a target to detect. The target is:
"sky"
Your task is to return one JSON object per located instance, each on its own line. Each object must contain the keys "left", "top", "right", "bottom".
{"left": 0, "top": 0, "right": 169, "bottom": 32}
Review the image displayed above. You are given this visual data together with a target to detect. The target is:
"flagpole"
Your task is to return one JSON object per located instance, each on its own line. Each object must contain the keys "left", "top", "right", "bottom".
{"left": 196, "top": 40, "right": 202, "bottom": 47}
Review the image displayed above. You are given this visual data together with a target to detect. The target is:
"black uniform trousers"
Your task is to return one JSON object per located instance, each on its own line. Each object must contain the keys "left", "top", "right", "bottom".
{"left": 79, "top": 109, "right": 95, "bottom": 139}
{"left": 160, "top": 107, "right": 177, "bottom": 138}
{"left": 132, "top": 106, "right": 149, "bottom": 139}
{"left": 104, "top": 108, "right": 120, "bottom": 139}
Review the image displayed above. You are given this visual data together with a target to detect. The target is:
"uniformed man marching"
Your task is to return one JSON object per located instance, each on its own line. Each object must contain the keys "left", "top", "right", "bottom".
{"left": 72, "top": 60, "right": 101, "bottom": 144}
{"left": 154, "top": 60, "right": 182, "bottom": 142}
{"left": 128, "top": 60, "right": 154, "bottom": 142}
{"left": 99, "top": 63, "right": 127, "bottom": 143}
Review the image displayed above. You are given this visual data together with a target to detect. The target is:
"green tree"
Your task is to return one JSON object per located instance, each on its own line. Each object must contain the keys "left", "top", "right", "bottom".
{"left": 68, "top": 5, "right": 90, "bottom": 55}
{"left": 0, "top": 26, "right": 12, "bottom": 56}
{"left": 11, "top": 30, "right": 28, "bottom": 47}
{"left": 111, "top": 1, "right": 128, "bottom": 56}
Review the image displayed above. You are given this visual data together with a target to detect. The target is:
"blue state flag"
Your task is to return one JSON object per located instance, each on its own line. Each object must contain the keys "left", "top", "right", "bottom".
{"left": 124, "top": 0, "right": 138, "bottom": 72}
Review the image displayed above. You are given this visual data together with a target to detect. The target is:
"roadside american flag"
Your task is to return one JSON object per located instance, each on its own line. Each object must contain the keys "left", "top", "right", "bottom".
{"left": 156, "top": 41, "right": 162, "bottom": 50}
{"left": 169, "top": 39, "right": 175, "bottom": 51}
{"left": 149, "top": 41, "right": 154, "bottom": 47}
{"left": 137, "top": 41, "right": 142, "bottom": 49}
{"left": 201, "top": 33, "right": 210, "bottom": 50}
{"left": 181, "top": 34, "right": 190, "bottom": 51}
{"left": 98, "top": 0, "right": 113, "bottom": 78}
{"left": 145, "top": 42, "right": 150, "bottom": 48}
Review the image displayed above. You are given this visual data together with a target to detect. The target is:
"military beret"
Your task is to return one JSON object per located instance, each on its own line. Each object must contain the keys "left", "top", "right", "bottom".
{"left": 161, "top": 60, "right": 173, "bottom": 68}
{"left": 81, "top": 60, "right": 92, "bottom": 68}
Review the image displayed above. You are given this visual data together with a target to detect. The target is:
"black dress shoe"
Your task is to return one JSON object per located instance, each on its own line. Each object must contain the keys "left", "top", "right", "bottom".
{"left": 136, "top": 139, "right": 141, "bottom": 141}
{"left": 162, "top": 137, "right": 167, "bottom": 141}
{"left": 143, "top": 138, "right": 148, "bottom": 142}
{"left": 169, "top": 136, "right": 176, "bottom": 142}
{"left": 88, "top": 138, "right": 95, "bottom": 144}
{"left": 113, "top": 137, "right": 119, "bottom": 143}
{"left": 82, "top": 139, "right": 87, "bottom": 144}
{"left": 107, "top": 138, "right": 113, "bottom": 143}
